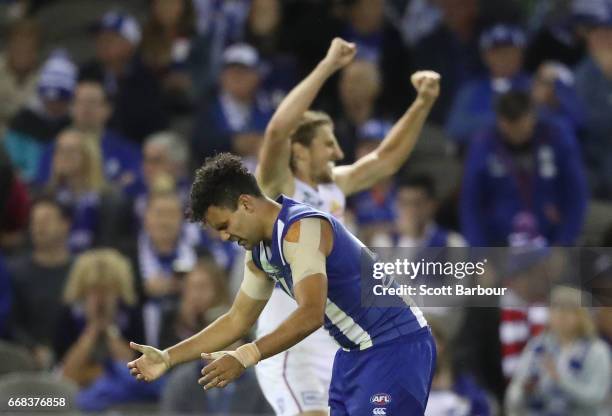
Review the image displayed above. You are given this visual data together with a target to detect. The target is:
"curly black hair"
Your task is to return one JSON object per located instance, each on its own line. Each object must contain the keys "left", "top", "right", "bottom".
{"left": 189, "top": 153, "right": 263, "bottom": 223}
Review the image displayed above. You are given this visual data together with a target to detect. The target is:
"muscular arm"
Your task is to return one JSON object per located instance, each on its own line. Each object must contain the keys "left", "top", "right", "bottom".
{"left": 333, "top": 71, "right": 440, "bottom": 196}
{"left": 166, "top": 253, "right": 273, "bottom": 367}
{"left": 255, "top": 217, "right": 333, "bottom": 360}
{"left": 256, "top": 38, "right": 356, "bottom": 198}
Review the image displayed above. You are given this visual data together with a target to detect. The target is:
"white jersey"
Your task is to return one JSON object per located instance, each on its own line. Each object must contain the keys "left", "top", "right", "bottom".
{"left": 292, "top": 177, "right": 346, "bottom": 221}
{"left": 255, "top": 176, "right": 346, "bottom": 415}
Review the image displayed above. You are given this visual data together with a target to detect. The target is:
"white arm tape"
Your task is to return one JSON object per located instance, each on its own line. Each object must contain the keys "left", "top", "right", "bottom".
{"left": 240, "top": 251, "right": 274, "bottom": 300}
{"left": 283, "top": 217, "right": 327, "bottom": 284}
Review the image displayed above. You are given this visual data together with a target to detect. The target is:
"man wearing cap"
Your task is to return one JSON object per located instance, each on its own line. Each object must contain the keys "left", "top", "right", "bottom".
{"left": 574, "top": 0, "right": 612, "bottom": 199}
{"left": 191, "top": 43, "right": 272, "bottom": 170}
{"left": 460, "top": 90, "right": 588, "bottom": 247}
{"left": 446, "top": 24, "right": 530, "bottom": 147}
{"left": 79, "top": 10, "right": 167, "bottom": 143}
{"left": 3, "top": 50, "right": 75, "bottom": 182}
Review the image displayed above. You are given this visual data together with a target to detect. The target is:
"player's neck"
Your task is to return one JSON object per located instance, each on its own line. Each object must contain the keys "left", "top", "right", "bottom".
{"left": 260, "top": 197, "right": 283, "bottom": 242}
{"left": 294, "top": 170, "right": 318, "bottom": 190}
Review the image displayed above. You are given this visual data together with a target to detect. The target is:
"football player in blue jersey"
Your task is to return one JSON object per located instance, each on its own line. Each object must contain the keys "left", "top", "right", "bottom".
{"left": 128, "top": 154, "right": 436, "bottom": 415}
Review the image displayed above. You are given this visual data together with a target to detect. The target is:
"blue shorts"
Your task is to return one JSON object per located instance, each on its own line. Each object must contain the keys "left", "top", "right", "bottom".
{"left": 329, "top": 327, "right": 436, "bottom": 416}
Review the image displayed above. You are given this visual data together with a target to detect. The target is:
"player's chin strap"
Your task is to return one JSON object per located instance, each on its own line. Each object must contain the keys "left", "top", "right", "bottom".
{"left": 201, "top": 342, "right": 262, "bottom": 368}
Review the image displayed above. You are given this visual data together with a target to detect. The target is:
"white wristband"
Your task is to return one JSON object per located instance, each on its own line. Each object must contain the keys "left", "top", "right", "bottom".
{"left": 161, "top": 349, "right": 171, "bottom": 370}
{"left": 228, "top": 342, "right": 261, "bottom": 368}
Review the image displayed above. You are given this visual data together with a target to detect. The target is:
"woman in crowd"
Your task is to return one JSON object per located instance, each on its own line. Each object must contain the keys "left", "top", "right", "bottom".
{"left": 158, "top": 253, "right": 230, "bottom": 349}
{"left": 506, "top": 286, "right": 611, "bottom": 416}
{"left": 55, "top": 249, "right": 143, "bottom": 387}
{"left": 46, "top": 128, "right": 125, "bottom": 252}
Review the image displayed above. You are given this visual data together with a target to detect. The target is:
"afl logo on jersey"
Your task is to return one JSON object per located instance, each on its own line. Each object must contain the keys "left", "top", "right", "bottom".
{"left": 370, "top": 393, "right": 391, "bottom": 405}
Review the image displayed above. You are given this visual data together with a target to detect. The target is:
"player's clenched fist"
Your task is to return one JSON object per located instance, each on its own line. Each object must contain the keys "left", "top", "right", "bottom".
{"left": 127, "top": 342, "right": 171, "bottom": 382}
{"left": 411, "top": 70, "right": 441, "bottom": 104}
{"left": 322, "top": 37, "right": 357, "bottom": 72}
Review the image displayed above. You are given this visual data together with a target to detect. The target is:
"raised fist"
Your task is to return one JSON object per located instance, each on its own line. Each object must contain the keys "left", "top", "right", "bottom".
{"left": 411, "top": 70, "right": 441, "bottom": 104}
{"left": 323, "top": 37, "right": 357, "bottom": 71}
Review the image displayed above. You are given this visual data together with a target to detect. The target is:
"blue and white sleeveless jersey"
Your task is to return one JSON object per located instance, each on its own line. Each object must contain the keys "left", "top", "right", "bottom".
{"left": 252, "top": 196, "right": 427, "bottom": 351}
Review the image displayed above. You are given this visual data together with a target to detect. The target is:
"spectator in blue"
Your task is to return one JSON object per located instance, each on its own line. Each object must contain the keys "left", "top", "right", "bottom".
{"left": 348, "top": 119, "right": 397, "bottom": 244}
{"left": 36, "top": 79, "right": 141, "bottom": 189}
{"left": 140, "top": 0, "right": 200, "bottom": 116}
{"left": 80, "top": 11, "right": 167, "bottom": 143}
{"left": 190, "top": 0, "right": 250, "bottom": 95}
{"left": 137, "top": 187, "right": 200, "bottom": 347}
{"left": 461, "top": 90, "right": 588, "bottom": 247}
{"left": 506, "top": 286, "right": 611, "bottom": 416}
{"left": 531, "top": 61, "right": 585, "bottom": 135}
{"left": 0, "top": 253, "right": 10, "bottom": 339}
{"left": 341, "top": 0, "right": 409, "bottom": 114}
{"left": 243, "top": 0, "right": 299, "bottom": 110}
{"left": 411, "top": 0, "right": 485, "bottom": 124}
{"left": 387, "top": 0, "right": 443, "bottom": 49}
{"left": 127, "top": 132, "right": 191, "bottom": 226}
{"left": 3, "top": 49, "right": 75, "bottom": 182}
{"left": 54, "top": 249, "right": 155, "bottom": 412}
{"left": 191, "top": 43, "right": 272, "bottom": 169}
{"left": 45, "top": 128, "right": 126, "bottom": 252}
{"left": 372, "top": 173, "right": 466, "bottom": 248}
{"left": 446, "top": 24, "right": 530, "bottom": 147}
{"left": 574, "top": 0, "right": 612, "bottom": 199}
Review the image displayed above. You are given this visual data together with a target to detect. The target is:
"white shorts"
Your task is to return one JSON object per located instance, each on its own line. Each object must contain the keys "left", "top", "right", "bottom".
{"left": 255, "top": 288, "right": 338, "bottom": 415}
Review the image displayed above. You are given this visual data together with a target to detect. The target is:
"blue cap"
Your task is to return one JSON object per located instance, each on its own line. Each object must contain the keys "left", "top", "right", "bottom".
{"left": 572, "top": 0, "right": 612, "bottom": 27}
{"left": 357, "top": 119, "right": 392, "bottom": 142}
{"left": 37, "top": 50, "right": 77, "bottom": 101}
{"left": 96, "top": 11, "right": 141, "bottom": 45}
{"left": 479, "top": 24, "right": 526, "bottom": 51}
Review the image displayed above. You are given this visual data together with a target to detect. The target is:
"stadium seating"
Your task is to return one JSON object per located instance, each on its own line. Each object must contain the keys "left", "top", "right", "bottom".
{"left": 0, "top": 341, "right": 35, "bottom": 376}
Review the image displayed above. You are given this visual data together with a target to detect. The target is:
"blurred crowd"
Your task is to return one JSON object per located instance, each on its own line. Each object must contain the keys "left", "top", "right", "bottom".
{"left": 0, "top": 0, "right": 611, "bottom": 414}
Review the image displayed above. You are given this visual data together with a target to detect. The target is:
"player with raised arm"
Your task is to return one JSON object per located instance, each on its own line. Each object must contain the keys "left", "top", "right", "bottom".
{"left": 127, "top": 154, "right": 436, "bottom": 415}
{"left": 251, "top": 38, "right": 440, "bottom": 415}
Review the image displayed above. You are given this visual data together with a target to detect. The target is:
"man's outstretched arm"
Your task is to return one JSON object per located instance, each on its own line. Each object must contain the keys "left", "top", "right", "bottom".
{"left": 127, "top": 252, "right": 274, "bottom": 382}
{"left": 200, "top": 218, "right": 332, "bottom": 389}
{"left": 333, "top": 71, "right": 441, "bottom": 196}
{"left": 256, "top": 38, "right": 356, "bottom": 197}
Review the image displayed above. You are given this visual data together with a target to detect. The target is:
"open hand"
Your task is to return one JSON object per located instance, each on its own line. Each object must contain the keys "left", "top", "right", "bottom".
{"left": 198, "top": 352, "right": 245, "bottom": 390}
{"left": 127, "top": 342, "right": 170, "bottom": 382}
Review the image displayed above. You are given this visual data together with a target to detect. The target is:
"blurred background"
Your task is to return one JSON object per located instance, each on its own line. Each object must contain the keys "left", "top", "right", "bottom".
{"left": 0, "top": 0, "right": 611, "bottom": 414}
